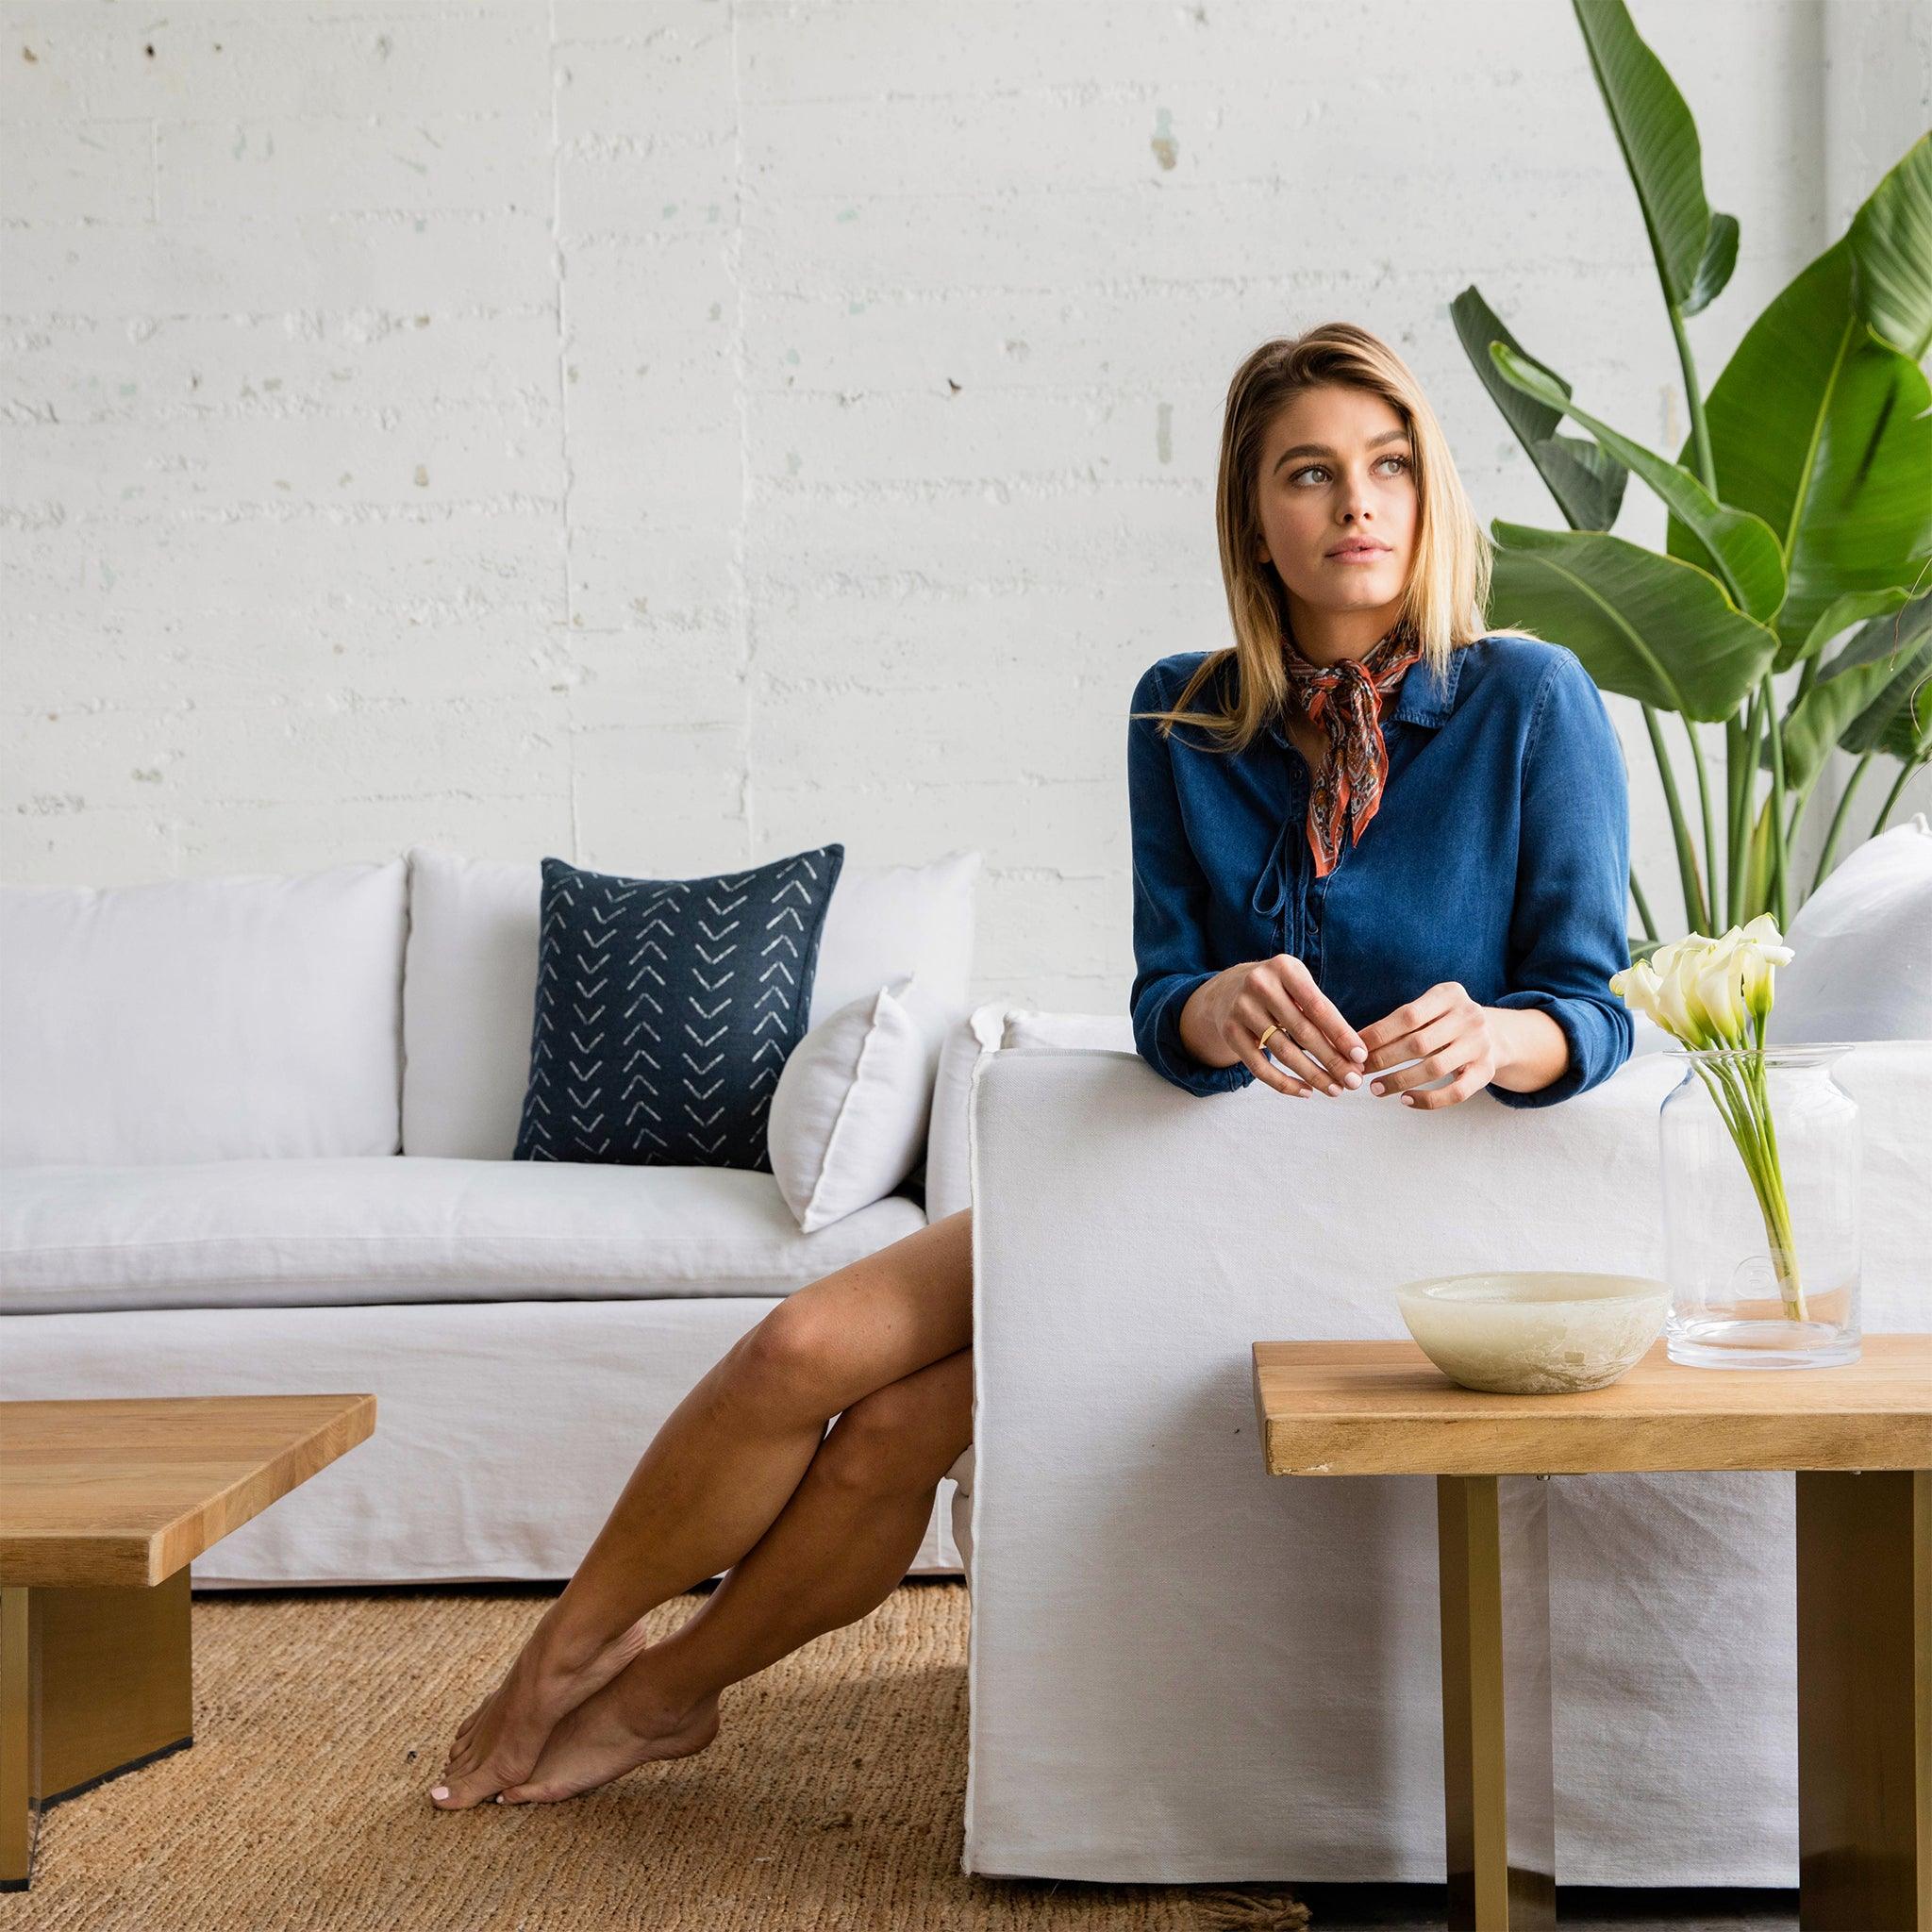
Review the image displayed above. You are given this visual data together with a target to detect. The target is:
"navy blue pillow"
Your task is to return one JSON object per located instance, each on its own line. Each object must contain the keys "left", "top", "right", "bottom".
{"left": 513, "top": 844, "right": 845, "bottom": 1172}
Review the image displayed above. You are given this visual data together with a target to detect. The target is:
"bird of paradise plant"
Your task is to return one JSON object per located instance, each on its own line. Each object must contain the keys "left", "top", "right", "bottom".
{"left": 1456, "top": 0, "right": 1932, "bottom": 962}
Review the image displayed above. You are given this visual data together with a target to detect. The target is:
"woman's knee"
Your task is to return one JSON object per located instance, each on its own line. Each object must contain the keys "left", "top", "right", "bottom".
{"left": 723, "top": 1295, "right": 851, "bottom": 1426}
{"left": 818, "top": 1353, "right": 973, "bottom": 1496}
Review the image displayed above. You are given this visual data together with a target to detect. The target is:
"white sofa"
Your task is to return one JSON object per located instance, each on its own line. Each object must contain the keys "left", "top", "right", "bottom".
{"left": 944, "top": 1015, "right": 1929, "bottom": 1887}
{"left": 0, "top": 844, "right": 985, "bottom": 1585}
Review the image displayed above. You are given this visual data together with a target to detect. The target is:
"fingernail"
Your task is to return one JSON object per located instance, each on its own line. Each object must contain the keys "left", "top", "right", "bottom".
{"left": 431, "top": 1786, "right": 449, "bottom": 1800}
{"left": 1351, "top": 1045, "right": 1367, "bottom": 1060}
{"left": 1343, "top": 1072, "right": 1360, "bottom": 1088}
{"left": 495, "top": 1794, "right": 507, "bottom": 1804}
{"left": 1402, "top": 1094, "right": 1418, "bottom": 1107}
{"left": 1371, "top": 1082, "right": 1385, "bottom": 1094}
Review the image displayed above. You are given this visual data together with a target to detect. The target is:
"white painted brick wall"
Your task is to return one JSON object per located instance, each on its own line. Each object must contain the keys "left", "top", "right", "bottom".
{"left": 4, "top": 0, "right": 1927, "bottom": 1011}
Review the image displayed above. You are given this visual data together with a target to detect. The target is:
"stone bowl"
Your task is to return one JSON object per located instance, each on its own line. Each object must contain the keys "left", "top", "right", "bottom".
{"left": 1394, "top": 1270, "right": 1673, "bottom": 1394}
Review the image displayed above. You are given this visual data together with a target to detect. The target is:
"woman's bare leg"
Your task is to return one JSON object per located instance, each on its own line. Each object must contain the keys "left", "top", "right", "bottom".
{"left": 432, "top": 1206, "right": 972, "bottom": 1809}
{"left": 495, "top": 1345, "right": 974, "bottom": 1805}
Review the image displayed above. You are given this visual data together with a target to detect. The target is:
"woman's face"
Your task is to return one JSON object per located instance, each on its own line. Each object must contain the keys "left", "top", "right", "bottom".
{"left": 1252, "top": 384, "right": 1418, "bottom": 641}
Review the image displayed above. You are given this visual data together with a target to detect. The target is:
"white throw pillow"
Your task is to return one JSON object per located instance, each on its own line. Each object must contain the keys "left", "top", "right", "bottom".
{"left": 400, "top": 844, "right": 982, "bottom": 1159}
{"left": 1771, "top": 812, "right": 1932, "bottom": 1044}
{"left": 767, "top": 977, "right": 948, "bottom": 1233}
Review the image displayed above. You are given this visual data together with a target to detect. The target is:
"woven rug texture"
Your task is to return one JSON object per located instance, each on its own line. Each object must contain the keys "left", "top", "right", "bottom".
{"left": 0, "top": 1580, "right": 1311, "bottom": 1932}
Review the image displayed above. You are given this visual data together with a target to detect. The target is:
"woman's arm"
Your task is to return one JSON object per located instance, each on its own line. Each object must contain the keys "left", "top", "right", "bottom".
{"left": 1487, "top": 647, "right": 1638, "bottom": 1108}
{"left": 1126, "top": 662, "right": 1255, "bottom": 1097}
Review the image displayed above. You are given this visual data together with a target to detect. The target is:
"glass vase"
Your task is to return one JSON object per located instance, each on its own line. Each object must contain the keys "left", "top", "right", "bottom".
{"left": 1658, "top": 1042, "right": 1861, "bottom": 1369}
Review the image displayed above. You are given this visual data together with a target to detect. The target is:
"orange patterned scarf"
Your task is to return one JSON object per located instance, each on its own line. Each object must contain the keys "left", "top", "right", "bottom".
{"left": 1278, "top": 618, "right": 1424, "bottom": 877}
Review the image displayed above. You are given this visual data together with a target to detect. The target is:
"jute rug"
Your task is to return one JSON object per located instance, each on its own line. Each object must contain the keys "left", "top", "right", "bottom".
{"left": 2, "top": 1580, "right": 1310, "bottom": 1932}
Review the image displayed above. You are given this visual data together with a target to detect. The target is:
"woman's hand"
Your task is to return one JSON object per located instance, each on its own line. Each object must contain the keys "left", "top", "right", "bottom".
{"left": 1357, "top": 981, "right": 1500, "bottom": 1109}
{"left": 1185, "top": 956, "right": 1369, "bottom": 1099}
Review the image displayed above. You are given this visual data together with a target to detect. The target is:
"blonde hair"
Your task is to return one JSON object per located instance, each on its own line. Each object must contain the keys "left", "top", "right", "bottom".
{"left": 1140, "top": 322, "right": 1509, "bottom": 752}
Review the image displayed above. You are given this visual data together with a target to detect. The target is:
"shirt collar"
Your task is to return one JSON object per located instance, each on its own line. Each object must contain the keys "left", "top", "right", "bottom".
{"left": 1262, "top": 641, "right": 1467, "bottom": 746}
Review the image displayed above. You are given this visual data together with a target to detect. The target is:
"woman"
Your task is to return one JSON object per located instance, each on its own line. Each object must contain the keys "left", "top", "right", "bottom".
{"left": 430, "top": 322, "right": 1633, "bottom": 1811}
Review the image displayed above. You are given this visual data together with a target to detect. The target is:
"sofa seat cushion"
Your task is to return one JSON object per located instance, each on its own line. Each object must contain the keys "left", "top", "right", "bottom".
{"left": 0, "top": 1157, "right": 926, "bottom": 1317}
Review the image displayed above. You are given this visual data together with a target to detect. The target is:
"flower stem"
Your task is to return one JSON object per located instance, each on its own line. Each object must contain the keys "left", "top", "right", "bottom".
{"left": 1689, "top": 1049, "right": 1808, "bottom": 1323}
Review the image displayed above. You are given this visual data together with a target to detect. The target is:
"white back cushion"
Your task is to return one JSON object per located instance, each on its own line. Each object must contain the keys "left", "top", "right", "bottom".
{"left": 1772, "top": 813, "right": 1932, "bottom": 1044}
{"left": 401, "top": 845, "right": 982, "bottom": 1159}
{"left": 0, "top": 859, "right": 407, "bottom": 1166}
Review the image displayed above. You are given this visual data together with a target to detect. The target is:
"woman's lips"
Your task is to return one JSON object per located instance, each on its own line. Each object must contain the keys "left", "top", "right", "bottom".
{"left": 1326, "top": 544, "right": 1388, "bottom": 562}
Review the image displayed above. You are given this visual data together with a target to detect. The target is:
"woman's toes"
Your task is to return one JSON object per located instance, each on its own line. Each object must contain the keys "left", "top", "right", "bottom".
{"left": 430, "top": 1761, "right": 515, "bottom": 1809}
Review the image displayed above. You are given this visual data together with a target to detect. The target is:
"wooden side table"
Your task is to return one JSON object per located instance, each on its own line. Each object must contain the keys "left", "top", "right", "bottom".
{"left": 0, "top": 1393, "right": 376, "bottom": 1890}
{"left": 1250, "top": 1335, "right": 1931, "bottom": 1932}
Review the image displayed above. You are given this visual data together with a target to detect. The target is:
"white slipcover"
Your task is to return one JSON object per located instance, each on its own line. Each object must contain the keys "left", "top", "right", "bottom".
{"left": 959, "top": 1040, "right": 1932, "bottom": 1887}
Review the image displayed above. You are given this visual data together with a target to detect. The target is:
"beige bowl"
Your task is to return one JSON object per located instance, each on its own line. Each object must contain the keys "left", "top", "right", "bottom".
{"left": 1394, "top": 1271, "right": 1672, "bottom": 1394}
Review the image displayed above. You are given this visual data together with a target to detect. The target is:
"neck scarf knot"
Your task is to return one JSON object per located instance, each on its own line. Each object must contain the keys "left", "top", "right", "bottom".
{"left": 1279, "top": 617, "right": 1424, "bottom": 881}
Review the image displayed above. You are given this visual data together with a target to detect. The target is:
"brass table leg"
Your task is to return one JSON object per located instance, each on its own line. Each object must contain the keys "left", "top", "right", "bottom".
{"left": 0, "top": 1569, "right": 194, "bottom": 1892}
{"left": 1437, "top": 1474, "right": 1557, "bottom": 1932}
{"left": 1796, "top": 1468, "right": 1930, "bottom": 1932}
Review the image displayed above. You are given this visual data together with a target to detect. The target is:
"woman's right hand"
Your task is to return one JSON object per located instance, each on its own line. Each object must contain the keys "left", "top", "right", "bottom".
{"left": 1183, "top": 957, "right": 1369, "bottom": 1098}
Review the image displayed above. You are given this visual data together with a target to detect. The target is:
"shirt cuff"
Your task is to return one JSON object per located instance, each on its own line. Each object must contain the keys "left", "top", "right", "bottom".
{"left": 1147, "top": 973, "right": 1255, "bottom": 1098}
{"left": 1486, "top": 991, "right": 1630, "bottom": 1108}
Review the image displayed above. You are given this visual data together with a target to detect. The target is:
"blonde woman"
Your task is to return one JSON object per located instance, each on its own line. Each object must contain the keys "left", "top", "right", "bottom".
{"left": 430, "top": 322, "right": 1634, "bottom": 1810}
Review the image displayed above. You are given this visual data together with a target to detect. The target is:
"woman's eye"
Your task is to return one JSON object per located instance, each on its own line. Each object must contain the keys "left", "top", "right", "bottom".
{"left": 1289, "top": 455, "right": 1409, "bottom": 485}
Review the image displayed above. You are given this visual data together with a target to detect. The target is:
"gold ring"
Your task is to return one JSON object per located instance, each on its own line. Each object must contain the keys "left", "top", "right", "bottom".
{"left": 1257, "top": 1024, "right": 1280, "bottom": 1053}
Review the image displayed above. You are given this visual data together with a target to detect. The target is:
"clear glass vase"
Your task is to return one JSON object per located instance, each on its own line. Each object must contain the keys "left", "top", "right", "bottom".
{"left": 1658, "top": 1042, "right": 1861, "bottom": 1369}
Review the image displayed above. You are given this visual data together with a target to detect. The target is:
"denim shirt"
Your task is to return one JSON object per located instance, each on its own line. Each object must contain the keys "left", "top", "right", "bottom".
{"left": 1126, "top": 633, "right": 1635, "bottom": 1107}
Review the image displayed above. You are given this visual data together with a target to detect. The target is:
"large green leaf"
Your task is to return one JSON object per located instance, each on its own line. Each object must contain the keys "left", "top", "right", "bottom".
{"left": 1450, "top": 286, "right": 1625, "bottom": 531}
{"left": 1572, "top": 0, "right": 1715, "bottom": 308}
{"left": 1668, "top": 238, "right": 1932, "bottom": 664}
{"left": 1490, "top": 341, "right": 1785, "bottom": 621}
{"left": 1776, "top": 658, "right": 1915, "bottom": 793}
{"left": 1849, "top": 132, "right": 1932, "bottom": 359}
{"left": 1488, "top": 523, "right": 1778, "bottom": 720}
{"left": 1835, "top": 591, "right": 1932, "bottom": 758}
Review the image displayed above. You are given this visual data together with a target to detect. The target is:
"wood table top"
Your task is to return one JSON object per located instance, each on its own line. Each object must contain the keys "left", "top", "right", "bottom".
{"left": 1252, "top": 1336, "right": 1931, "bottom": 1477}
{"left": 0, "top": 1393, "right": 376, "bottom": 1589}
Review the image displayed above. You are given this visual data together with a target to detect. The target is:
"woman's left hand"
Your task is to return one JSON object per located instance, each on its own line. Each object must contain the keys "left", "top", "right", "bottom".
{"left": 1356, "top": 982, "right": 1500, "bottom": 1109}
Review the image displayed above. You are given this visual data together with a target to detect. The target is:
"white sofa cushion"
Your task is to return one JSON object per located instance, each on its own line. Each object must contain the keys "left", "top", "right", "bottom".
{"left": 1771, "top": 812, "right": 1931, "bottom": 1043}
{"left": 0, "top": 1155, "right": 926, "bottom": 1316}
{"left": 0, "top": 858, "right": 406, "bottom": 1167}
{"left": 768, "top": 977, "right": 948, "bottom": 1233}
{"left": 400, "top": 845, "right": 982, "bottom": 1159}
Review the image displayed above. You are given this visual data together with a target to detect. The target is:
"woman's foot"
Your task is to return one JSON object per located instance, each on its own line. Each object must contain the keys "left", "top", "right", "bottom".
{"left": 432, "top": 1613, "right": 651, "bottom": 1809}
{"left": 493, "top": 1649, "right": 722, "bottom": 1806}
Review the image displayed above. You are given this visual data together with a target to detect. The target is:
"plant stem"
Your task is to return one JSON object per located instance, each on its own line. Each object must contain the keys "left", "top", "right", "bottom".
{"left": 1762, "top": 672, "right": 1791, "bottom": 929}
{"left": 1683, "top": 714, "right": 1721, "bottom": 933}
{"left": 1630, "top": 867, "right": 1658, "bottom": 944}
{"left": 1812, "top": 751, "right": 1874, "bottom": 891}
{"left": 1872, "top": 755, "right": 1928, "bottom": 836}
{"left": 1643, "top": 702, "right": 1710, "bottom": 931}
{"left": 1687, "top": 1050, "right": 1808, "bottom": 1324}
{"left": 1667, "top": 302, "right": 1716, "bottom": 494}
{"left": 1729, "top": 690, "right": 1763, "bottom": 925}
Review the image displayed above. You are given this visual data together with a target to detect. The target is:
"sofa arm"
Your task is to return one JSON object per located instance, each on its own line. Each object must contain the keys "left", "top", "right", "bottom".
{"left": 958, "top": 1040, "right": 1930, "bottom": 1881}
{"left": 923, "top": 1001, "right": 1016, "bottom": 1223}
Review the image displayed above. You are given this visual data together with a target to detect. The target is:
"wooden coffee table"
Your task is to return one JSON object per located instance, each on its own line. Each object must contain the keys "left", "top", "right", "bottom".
{"left": 1250, "top": 1335, "right": 1930, "bottom": 1932}
{"left": 0, "top": 1393, "right": 375, "bottom": 1890}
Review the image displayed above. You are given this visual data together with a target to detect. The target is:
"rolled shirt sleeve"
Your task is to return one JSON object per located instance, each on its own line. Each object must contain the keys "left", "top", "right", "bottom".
{"left": 1127, "top": 664, "right": 1255, "bottom": 1097}
{"left": 1488, "top": 647, "right": 1637, "bottom": 1108}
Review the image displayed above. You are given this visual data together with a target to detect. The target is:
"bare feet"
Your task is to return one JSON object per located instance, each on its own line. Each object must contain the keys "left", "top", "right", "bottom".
{"left": 493, "top": 1649, "right": 722, "bottom": 1806}
{"left": 432, "top": 1614, "right": 652, "bottom": 1810}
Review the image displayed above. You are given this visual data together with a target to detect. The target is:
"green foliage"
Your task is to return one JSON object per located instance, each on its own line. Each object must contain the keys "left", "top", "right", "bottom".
{"left": 1456, "top": 0, "right": 1931, "bottom": 942}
